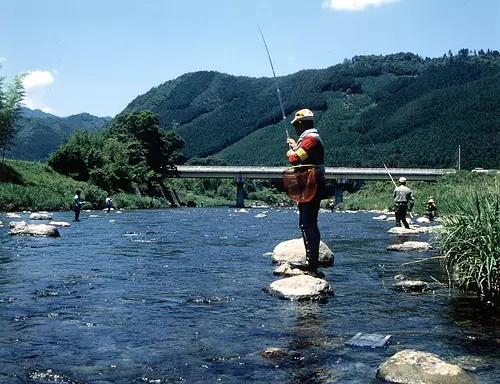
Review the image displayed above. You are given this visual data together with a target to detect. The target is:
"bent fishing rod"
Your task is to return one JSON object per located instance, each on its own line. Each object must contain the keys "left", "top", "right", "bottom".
{"left": 258, "top": 26, "right": 290, "bottom": 141}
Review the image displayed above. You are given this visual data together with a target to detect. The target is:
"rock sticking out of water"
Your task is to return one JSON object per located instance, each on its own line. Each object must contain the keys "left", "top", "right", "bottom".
{"left": 376, "top": 349, "right": 476, "bottom": 384}
{"left": 272, "top": 239, "right": 334, "bottom": 266}
{"left": 8, "top": 221, "right": 60, "bottom": 237}
{"left": 387, "top": 241, "right": 432, "bottom": 252}
{"left": 49, "top": 221, "right": 71, "bottom": 227}
{"left": 273, "top": 262, "right": 325, "bottom": 278}
{"left": 388, "top": 225, "right": 443, "bottom": 235}
{"left": 264, "top": 275, "right": 334, "bottom": 301}
{"left": 29, "top": 212, "right": 53, "bottom": 220}
{"left": 391, "top": 280, "right": 430, "bottom": 293}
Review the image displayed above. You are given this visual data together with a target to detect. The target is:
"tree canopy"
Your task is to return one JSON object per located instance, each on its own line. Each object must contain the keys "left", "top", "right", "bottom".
{"left": 48, "top": 110, "right": 185, "bottom": 194}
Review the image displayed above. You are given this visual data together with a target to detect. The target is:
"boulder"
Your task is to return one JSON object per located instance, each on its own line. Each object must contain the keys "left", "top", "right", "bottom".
{"left": 49, "top": 221, "right": 71, "bottom": 227}
{"left": 387, "top": 241, "right": 432, "bottom": 252}
{"left": 8, "top": 221, "right": 60, "bottom": 237}
{"left": 417, "top": 217, "right": 431, "bottom": 223}
{"left": 272, "top": 239, "right": 334, "bottom": 266}
{"left": 392, "top": 280, "right": 429, "bottom": 293}
{"left": 273, "top": 263, "right": 325, "bottom": 278}
{"left": 264, "top": 275, "right": 333, "bottom": 301}
{"left": 29, "top": 213, "right": 52, "bottom": 220}
{"left": 373, "top": 215, "right": 388, "bottom": 220}
{"left": 376, "top": 349, "right": 475, "bottom": 384}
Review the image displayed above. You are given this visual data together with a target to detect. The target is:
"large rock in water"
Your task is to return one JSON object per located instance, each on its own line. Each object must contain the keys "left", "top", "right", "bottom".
{"left": 8, "top": 221, "right": 60, "bottom": 237}
{"left": 387, "top": 241, "right": 432, "bottom": 252}
{"left": 272, "top": 239, "right": 334, "bottom": 266}
{"left": 264, "top": 275, "right": 333, "bottom": 301}
{"left": 376, "top": 349, "right": 475, "bottom": 384}
{"left": 29, "top": 212, "right": 52, "bottom": 220}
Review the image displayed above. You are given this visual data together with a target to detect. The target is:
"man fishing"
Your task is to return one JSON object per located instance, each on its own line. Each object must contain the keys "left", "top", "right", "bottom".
{"left": 286, "top": 109, "right": 325, "bottom": 272}
{"left": 393, "top": 177, "right": 414, "bottom": 229}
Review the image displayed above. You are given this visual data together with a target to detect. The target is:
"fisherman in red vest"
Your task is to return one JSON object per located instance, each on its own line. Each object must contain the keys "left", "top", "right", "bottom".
{"left": 286, "top": 109, "right": 325, "bottom": 272}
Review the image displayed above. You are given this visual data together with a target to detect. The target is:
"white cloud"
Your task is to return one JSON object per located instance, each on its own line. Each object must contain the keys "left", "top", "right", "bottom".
{"left": 0, "top": 57, "right": 6, "bottom": 62}
{"left": 52, "top": 69, "right": 59, "bottom": 75}
{"left": 21, "top": 70, "right": 56, "bottom": 113}
{"left": 322, "top": 0, "right": 399, "bottom": 11}
{"left": 22, "top": 70, "right": 55, "bottom": 89}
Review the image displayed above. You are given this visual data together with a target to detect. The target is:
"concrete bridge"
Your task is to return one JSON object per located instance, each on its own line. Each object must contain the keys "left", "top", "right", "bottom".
{"left": 175, "top": 165, "right": 452, "bottom": 207}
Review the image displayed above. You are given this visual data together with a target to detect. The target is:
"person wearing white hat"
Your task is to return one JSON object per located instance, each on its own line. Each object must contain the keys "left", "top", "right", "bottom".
{"left": 286, "top": 108, "right": 326, "bottom": 272}
{"left": 427, "top": 197, "right": 437, "bottom": 221}
{"left": 393, "top": 177, "right": 414, "bottom": 229}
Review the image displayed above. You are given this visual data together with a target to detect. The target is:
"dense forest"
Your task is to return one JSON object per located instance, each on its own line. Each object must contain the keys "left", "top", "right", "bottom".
{"left": 121, "top": 49, "right": 500, "bottom": 170}
{"left": 7, "top": 108, "right": 111, "bottom": 161}
{"left": 7, "top": 49, "right": 500, "bottom": 171}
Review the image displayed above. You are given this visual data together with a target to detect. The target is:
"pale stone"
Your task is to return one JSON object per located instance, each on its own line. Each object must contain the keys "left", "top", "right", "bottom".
{"left": 255, "top": 213, "right": 267, "bottom": 218}
{"left": 392, "top": 280, "right": 429, "bottom": 293}
{"left": 272, "top": 239, "right": 334, "bottom": 266}
{"left": 6, "top": 213, "right": 21, "bottom": 218}
{"left": 264, "top": 275, "right": 333, "bottom": 301}
{"left": 8, "top": 221, "right": 60, "bottom": 237}
{"left": 417, "top": 217, "right": 431, "bottom": 223}
{"left": 373, "top": 215, "right": 388, "bottom": 220}
{"left": 387, "top": 241, "right": 432, "bottom": 252}
{"left": 49, "top": 221, "right": 71, "bottom": 227}
{"left": 376, "top": 349, "right": 475, "bottom": 384}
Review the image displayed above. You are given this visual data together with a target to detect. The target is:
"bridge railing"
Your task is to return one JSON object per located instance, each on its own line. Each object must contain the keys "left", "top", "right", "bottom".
{"left": 175, "top": 165, "right": 453, "bottom": 181}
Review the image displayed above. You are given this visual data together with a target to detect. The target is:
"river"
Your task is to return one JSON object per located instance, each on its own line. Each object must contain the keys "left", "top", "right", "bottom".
{"left": 1, "top": 208, "right": 499, "bottom": 383}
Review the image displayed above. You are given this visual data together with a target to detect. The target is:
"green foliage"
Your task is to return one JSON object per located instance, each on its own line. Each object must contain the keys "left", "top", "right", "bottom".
{"left": 118, "top": 51, "right": 500, "bottom": 170}
{"left": 8, "top": 110, "right": 110, "bottom": 162}
{"left": 48, "top": 110, "right": 185, "bottom": 195}
{"left": 438, "top": 193, "right": 500, "bottom": 301}
{"left": 0, "top": 70, "right": 25, "bottom": 171}
{"left": 0, "top": 159, "right": 170, "bottom": 211}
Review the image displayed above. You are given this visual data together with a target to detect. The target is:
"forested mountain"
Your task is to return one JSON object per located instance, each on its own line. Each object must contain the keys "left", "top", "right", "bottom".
{"left": 122, "top": 50, "right": 500, "bottom": 169}
{"left": 8, "top": 109, "right": 111, "bottom": 161}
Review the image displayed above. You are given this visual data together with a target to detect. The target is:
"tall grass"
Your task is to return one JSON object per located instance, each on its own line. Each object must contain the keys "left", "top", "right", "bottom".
{"left": 437, "top": 193, "right": 500, "bottom": 301}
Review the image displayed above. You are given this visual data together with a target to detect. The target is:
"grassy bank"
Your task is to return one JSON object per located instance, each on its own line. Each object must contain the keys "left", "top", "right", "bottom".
{"left": 0, "top": 160, "right": 170, "bottom": 211}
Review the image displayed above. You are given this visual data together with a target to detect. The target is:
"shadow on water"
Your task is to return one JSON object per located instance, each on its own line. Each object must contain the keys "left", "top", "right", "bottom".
{"left": 0, "top": 208, "right": 499, "bottom": 383}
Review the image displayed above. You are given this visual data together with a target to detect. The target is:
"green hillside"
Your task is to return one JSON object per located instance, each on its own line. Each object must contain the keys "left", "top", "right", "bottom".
{"left": 122, "top": 50, "right": 500, "bottom": 169}
{"left": 8, "top": 110, "right": 111, "bottom": 161}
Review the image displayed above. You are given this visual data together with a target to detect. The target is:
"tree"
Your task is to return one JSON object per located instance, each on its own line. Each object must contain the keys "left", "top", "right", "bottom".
{"left": 0, "top": 70, "right": 25, "bottom": 173}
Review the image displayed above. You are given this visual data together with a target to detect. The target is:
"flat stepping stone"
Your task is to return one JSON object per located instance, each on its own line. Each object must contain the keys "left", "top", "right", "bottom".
{"left": 29, "top": 213, "right": 52, "bottom": 220}
{"left": 264, "top": 275, "right": 333, "bottom": 301}
{"left": 392, "top": 280, "right": 429, "bottom": 293}
{"left": 377, "top": 349, "right": 475, "bottom": 384}
{"left": 272, "top": 239, "right": 334, "bottom": 266}
{"left": 8, "top": 221, "right": 60, "bottom": 237}
{"left": 273, "top": 263, "right": 325, "bottom": 278}
{"left": 387, "top": 241, "right": 432, "bottom": 252}
{"left": 345, "top": 332, "right": 392, "bottom": 348}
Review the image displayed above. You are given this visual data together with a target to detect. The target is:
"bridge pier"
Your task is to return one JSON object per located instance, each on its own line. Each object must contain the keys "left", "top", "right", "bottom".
{"left": 334, "top": 178, "right": 347, "bottom": 206}
{"left": 235, "top": 176, "right": 246, "bottom": 207}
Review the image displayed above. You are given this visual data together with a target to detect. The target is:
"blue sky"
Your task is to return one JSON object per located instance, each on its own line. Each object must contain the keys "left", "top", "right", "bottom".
{"left": 1, "top": 0, "right": 498, "bottom": 117}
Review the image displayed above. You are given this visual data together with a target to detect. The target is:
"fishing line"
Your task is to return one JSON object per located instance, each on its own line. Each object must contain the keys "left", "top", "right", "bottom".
{"left": 258, "top": 26, "right": 290, "bottom": 140}
{"left": 359, "top": 124, "right": 397, "bottom": 188}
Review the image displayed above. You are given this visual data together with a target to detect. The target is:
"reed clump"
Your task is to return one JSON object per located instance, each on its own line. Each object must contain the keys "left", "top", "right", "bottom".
{"left": 437, "top": 193, "right": 500, "bottom": 302}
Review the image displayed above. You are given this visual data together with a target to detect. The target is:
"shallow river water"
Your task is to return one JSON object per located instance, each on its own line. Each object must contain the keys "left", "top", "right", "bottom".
{"left": 1, "top": 208, "right": 500, "bottom": 383}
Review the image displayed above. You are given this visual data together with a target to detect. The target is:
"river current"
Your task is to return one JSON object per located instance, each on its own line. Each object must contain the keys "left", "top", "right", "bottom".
{"left": 1, "top": 208, "right": 499, "bottom": 383}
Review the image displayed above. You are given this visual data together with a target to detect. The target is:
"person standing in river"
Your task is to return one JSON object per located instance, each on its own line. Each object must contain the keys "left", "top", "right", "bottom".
{"left": 285, "top": 109, "right": 326, "bottom": 272}
{"left": 393, "top": 177, "right": 414, "bottom": 229}
{"left": 72, "top": 189, "right": 85, "bottom": 221}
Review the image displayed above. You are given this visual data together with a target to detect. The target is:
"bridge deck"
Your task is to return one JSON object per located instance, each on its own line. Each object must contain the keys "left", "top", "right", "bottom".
{"left": 175, "top": 165, "right": 453, "bottom": 181}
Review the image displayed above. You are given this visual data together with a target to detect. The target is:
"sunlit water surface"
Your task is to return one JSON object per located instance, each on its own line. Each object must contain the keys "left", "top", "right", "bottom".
{"left": 1, "top": 208, "right": 499, "bottom": 383}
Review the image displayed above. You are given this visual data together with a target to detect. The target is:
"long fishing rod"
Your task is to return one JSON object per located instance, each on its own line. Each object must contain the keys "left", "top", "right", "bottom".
{"left": 359, "top": 124, "right": 397, "bottom": 188}
{"left": 258, "top": 26, "right": 290, "bottom": 140}
{"left": 360, "top": 125, "right": 417, "bottom": 217}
